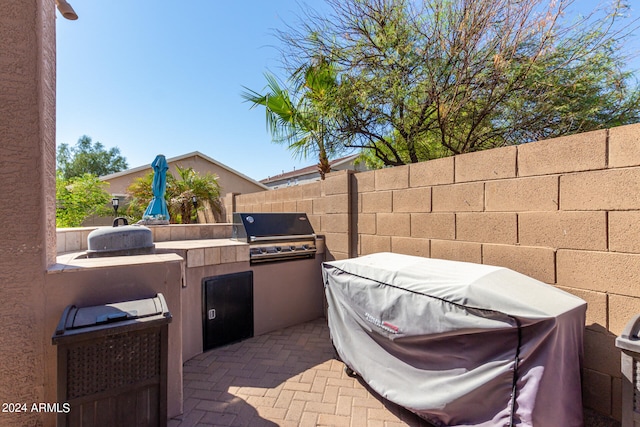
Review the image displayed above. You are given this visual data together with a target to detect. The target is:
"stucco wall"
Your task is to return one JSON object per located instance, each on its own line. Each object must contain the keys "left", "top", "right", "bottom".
{"left": 234, "top": 123, "right": 640, "bottom": 421}
{"left": 0, "top": 0, "right": 56, "bottom": 425}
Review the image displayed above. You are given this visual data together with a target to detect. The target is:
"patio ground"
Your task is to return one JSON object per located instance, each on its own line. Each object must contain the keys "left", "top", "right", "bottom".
{"left": 169, "top": 318, "right": 619, "bottom": 427}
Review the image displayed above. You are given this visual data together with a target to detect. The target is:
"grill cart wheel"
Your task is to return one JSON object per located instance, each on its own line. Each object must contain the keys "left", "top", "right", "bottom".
{"left": 345, "top": 366, "right": 357, "bottom": 378}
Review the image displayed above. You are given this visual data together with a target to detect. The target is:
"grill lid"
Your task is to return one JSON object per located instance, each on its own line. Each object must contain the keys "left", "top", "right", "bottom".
{"left": 87, "top": 217, "right": 155, "bottom": 257}
{"left": 232, "top": 212, "right": 315, "bottom": 242}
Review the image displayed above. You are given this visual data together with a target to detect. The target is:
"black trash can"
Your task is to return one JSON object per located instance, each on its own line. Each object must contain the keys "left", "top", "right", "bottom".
{"left": 52, "top": 294, "right": 172, "bottom": 427}
{"left": 616, "top": 314, "right": 640, "bottom": 427}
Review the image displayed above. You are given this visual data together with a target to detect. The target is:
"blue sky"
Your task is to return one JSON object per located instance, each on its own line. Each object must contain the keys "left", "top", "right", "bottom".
{"left": 55, "top": 0, "right": 639, "bottom": 182}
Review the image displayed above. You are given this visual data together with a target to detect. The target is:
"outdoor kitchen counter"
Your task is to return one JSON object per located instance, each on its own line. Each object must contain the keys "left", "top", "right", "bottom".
{"left": 155, "top": 238, "right": 249, "bottom": 268}
{"left": 153, "top": 238, "right": 253, "bottom": 362}
{"left": 46, "top": 239, "right": 249, "bottom": 418}
{"left": 45, "top": 252, "right": 185, "bottom": 420}
{"left": 50, "top": 239, "right": 249, "bottom": 281}
{"left": 50, "top": 252, "right": 184, "bottom": 272}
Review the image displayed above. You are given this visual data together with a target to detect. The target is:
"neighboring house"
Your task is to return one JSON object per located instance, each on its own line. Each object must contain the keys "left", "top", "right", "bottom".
{"left": 260, "top": 153, "right": 367, "bottom": 189}
{"left": 94, "top": 151, "right": 268, "bottom": 224}
{"left": 102, "top": 151, "right": 268, "bottom": 197}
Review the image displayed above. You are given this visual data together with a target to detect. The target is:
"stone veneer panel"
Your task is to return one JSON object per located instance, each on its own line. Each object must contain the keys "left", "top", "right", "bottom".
{"left": 205, "top": 247, "right": 221, "bottom": 265}
{"left": 184, "top": 225, "right": 201, "bottom": 240}
{"left": 170, "top": 225, "right": 187, "bottom": 241}
{"left": 220, "top": 246, "right": 237, "bottom": 264}
{"left": 236, "top": 245, "right": 249, "bottom": 261}
{"left": 187, "top": 248, "right": 205, "bottom": 267}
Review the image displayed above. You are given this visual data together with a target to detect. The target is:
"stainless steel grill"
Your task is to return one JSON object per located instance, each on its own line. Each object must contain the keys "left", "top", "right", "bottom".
{"left": 232, "top": 213, "right": 317, "bottom": 264}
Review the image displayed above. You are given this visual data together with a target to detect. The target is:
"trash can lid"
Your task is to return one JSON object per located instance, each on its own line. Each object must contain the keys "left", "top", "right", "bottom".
{"left": 616, "top": 313, "right": 640, "bottom": 352}
{"left": 52, "top": 294, "right": 171, "bottom": 343}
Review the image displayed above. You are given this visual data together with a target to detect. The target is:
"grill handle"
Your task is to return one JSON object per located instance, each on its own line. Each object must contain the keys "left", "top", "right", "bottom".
{"left": 249, "top": 234, "right": 316, "bottom": 243}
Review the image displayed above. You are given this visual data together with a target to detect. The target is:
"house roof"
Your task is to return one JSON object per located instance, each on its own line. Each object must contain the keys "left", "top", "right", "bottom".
{"left": 260, "top": 153, "right": 361, "bottom": 184}
{"left": 100, "top": 151, "right": 270, "bottom": 190}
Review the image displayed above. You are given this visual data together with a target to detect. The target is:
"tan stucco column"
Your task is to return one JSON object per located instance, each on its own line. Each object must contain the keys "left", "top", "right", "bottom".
{"left": 0, "top": 0, "right": 57, "bottom": 425}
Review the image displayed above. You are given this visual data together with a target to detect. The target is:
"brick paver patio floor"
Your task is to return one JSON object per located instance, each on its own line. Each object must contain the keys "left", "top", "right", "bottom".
{"left": 169, "top": 318, "right": 434, "bottom": 427}
{"left": 170, "top": 317, "right": 618, "bottom": 427}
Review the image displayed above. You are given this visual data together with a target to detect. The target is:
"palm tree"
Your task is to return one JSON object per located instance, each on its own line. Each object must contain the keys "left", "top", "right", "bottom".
{"left": 126, "top": 166, "right": 222, "bottom": 223}
{"left": 242, "top": 58, "right": 341, "bottom": 179}
{"left": 167, "top": 166, "right": 222, "bottom": 224}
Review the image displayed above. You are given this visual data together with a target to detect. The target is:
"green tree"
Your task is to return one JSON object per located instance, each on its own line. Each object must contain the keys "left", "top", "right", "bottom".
{"left": 126, "top": 166, "right": 222, "bottom": 224}
{"left": 125, "top": 173, "right": 155, "bottom": 222}
{"left": 56, "top": 172, "right": 112, "bottom": 227}
{"left": 277, "top": 0, "right": 640, "bottom": 166}
{"left": 242, "top": 58, "right": 348, "bottom": 179}
{"left": 168, "top": 166, "right": 222, "bottom": 224}
{"left": 57, "top": 135, "right": 128, "bottom": 179}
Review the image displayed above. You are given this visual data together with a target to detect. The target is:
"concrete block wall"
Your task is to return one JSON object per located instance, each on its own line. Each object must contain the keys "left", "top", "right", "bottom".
{"left": 56, "top": 224, "right": 233, "bottom": 255}
{"left": 232, "top": 123, "right": 640, "bottom": 421}
{"left": 353, "top": 124, "right": 640, "bottom": 421}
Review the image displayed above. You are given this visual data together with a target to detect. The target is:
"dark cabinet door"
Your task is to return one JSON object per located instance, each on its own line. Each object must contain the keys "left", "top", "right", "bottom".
{"left": 203, "top": 271, "right": 253, "bottom": 350}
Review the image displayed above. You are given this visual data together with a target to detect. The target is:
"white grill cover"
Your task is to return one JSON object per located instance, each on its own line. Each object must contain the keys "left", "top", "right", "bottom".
{"left": 322, "top": 253, "right": 586, "bottom": 427}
